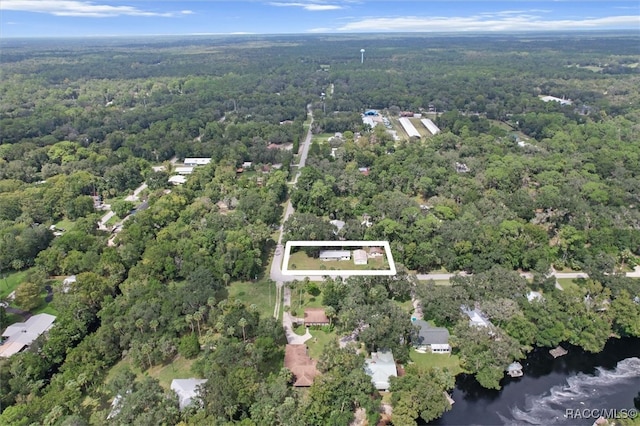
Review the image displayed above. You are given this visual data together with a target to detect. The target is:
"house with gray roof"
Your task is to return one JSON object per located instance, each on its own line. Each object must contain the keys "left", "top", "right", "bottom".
{"left": 412, "top": 319, "right": 451, "bottom": 354}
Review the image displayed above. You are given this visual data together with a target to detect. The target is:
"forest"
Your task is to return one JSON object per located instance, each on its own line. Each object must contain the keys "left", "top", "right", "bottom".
{"left": 0, "top": 32, "right": 639, "bottom": 425}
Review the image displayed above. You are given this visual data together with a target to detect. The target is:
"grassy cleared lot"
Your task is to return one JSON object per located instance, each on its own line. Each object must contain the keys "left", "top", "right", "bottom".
{"left": 288, "top": 251, "right": 389, "bottom": 272}
{"left": 228, "top": 280, "right": 278, "bottom": 319}
{"left": 306, "top": 328, "right": 338, "bottom": 359}
{"left": 105, "top": 355, "right": 196, "bottom": 390}
{"left": 408, "top": 349, "right": 462, "bottom": 375}
{"left": 0, "top": 269, "right": 28, "bottom": 299}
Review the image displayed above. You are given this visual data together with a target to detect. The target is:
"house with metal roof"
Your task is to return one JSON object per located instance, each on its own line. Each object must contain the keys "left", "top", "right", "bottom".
{"left": 0, "top": 313, "right": 56, "bottom": 358}
{"left": 364, "top": 350, "right": 397, "bottom": 391}
{"left": 319, "top": 250, "right": 350, "bottom": 261}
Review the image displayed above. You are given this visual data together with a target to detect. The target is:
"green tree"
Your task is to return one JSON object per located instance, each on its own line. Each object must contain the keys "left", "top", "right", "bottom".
{"left": 14, "top": 282, "right": 42, "bottom": 311}
{"left": 178, "top": 333, "right": 200, "bottom": 359}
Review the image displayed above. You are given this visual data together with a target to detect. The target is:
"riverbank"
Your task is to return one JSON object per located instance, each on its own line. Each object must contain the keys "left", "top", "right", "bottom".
{"left": 430, "top": 337, "right": 640, "bottom": 425}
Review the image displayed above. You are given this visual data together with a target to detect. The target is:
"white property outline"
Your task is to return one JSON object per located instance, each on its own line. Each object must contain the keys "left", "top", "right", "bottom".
{"left": 282, "top": 241, "right": 396, "bottom": 276}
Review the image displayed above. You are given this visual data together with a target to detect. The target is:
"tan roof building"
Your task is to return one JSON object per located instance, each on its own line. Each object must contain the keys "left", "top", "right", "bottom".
{"left": 284, "top": 344, "right": 319, "bottom": 387}
{"left": 304, "top": 308, "right": 330, "bottom": 326}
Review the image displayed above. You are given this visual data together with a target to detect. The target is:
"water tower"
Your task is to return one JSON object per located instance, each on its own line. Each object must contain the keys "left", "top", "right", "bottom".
{"left": 360, "top": 49, "right": 365, "bottom": 64}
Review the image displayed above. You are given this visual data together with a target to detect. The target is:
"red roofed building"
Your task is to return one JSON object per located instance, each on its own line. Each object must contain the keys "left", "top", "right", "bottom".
{"left": 284, "top": 344, "right": 319, "bottom": 387}
{"left": 304, "top": 308, "right": 330, "bottom": 327}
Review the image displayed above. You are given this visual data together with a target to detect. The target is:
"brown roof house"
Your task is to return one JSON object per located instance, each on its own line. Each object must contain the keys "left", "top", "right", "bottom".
{"left": 304, "top": 308, "right": 330, "bottom": 327}
{"left": 284, "top": 344, "right": 319, "bottom": 387}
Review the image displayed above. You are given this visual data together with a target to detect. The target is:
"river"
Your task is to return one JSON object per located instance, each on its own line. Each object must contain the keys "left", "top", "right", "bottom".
{"left": 430, "top": 337, "right": 640, "bottom": 425}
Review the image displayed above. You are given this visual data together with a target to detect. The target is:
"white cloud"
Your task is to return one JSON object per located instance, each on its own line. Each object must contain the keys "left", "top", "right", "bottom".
{"left": 335, "top": 13, "right": 640, "bottom": 32}
{"left": 308, "top": 27, "right": 333, "bottom": 32}
{"left": 0, "top": 0, "right": 194, "bottom": 17}
{"left": 269, "top": 2, "right": 343, "bottom": 11}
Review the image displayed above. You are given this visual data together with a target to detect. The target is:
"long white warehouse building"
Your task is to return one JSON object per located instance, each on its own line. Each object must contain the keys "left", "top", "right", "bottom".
{"left": 399, "top": 117, "right": 421, "bottom": 138}
{"left": 420, "top": 119, "right": 441, "bottom": 135}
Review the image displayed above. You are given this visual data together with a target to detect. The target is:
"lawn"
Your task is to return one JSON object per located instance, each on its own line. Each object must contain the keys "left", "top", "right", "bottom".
{"left": 105, "top": 214, "right": 122, "bottom": 226}
{"left": 306, "top": 328, "right": 338, "bottom": 359}
{"left": 0, "top": 269, "right": 29, "bottom": 299}
{"left": 287, "top": 283, "right": 325, "bottom": 317}
{"left": 408, "top": 349, "right": 462, "bottom": 375}
{"left": 556, "top": 278, "right": 581, "bottom": 291}
{"left": 228, "top": 280, "right": 278, "bottom": 319}
{"left": 105, "top": 355, "right": 196, "bottom": 390}
{"left": 288, "top": 251, "right": 389, "bottom": 272}
{"left": 54, "top": 218, "right": 76, "bottom": 231}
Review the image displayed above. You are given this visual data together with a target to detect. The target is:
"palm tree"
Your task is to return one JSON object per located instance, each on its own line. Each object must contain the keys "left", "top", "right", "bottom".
{"left": 238, "top": 318, "right": 247, "bottom": 342}
{"left": 193, "top": 310, "right": 203, "bottom": 337}
{"left": 325, "top": 306, "right": 337, "bottom": 326}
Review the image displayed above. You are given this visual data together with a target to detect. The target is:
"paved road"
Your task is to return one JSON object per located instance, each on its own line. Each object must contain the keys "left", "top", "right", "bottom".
{"left": 415, "top": 266, "right": 640, "bottom": 281}
{"left": 125, "top": 183, "right": 148, "bottom": 202}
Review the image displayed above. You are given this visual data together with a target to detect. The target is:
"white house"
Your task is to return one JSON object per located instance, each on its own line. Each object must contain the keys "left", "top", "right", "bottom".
{"left": 171, "top": 378, "right": 208, "bottom": 411}
{"left": 175, "top": 166, "right": 195, "bottom": 175}
{"left": 183, "top": 158, "right": 211, "bottom": 166}
{"left": 319, "top": 250, "right": 350, "bottom": 261}
{"left": 461, "top": 306, "right": 492, "bottom": 328}
{"left": 168, "top": 175, "right": 187, "bottom": 185}
{"left": 0, "top": 313, "right": 56, "bottom": 358}
{"left": 353, "top": 249, "right": 368, "bottom": 265}
{"left": 364, "top": 350, "right": 397, "bottom": 391}
{"left": 62, "top": 275, "right": 76, "bottom": 293}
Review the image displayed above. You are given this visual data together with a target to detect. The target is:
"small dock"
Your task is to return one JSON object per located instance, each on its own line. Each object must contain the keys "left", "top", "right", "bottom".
{"left": 506, "top": 361, "right": 524, "bottom": 378}
{"left": 550, "top": 346, "right": 568, "bottom": 358}
{"left": 444, "top": 391, "right": 455, "bottom": 405}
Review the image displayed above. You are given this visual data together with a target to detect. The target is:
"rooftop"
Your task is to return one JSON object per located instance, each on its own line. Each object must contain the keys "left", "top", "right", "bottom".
{"left": 304, "top": 308, "right": 330, "bottom": 325}
{"left": 284, "top": 344, "right": 319, "bottom": 387}
{"left": 412, "top": 319, "right": 450, "bottom": 345}
{"left": 0, "top": 313, "right": 56, "bottom": 358}
{"left": 364, "top": 350, "right": 397, "bottom": 390}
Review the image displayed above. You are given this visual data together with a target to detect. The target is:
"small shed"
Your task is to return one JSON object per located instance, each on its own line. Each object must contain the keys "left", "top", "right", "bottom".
{"left": 353, "top": 249, "right": 368, "bottom": 265}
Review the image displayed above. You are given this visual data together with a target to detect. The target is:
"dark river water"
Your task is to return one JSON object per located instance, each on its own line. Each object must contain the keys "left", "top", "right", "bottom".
{"left": 429, "top": 337, "right": 640, "bottom": 426}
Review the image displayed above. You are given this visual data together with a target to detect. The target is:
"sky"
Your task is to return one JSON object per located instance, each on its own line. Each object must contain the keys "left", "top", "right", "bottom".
{"left": 1, "top": 0, "right": 638, "bottom": 38}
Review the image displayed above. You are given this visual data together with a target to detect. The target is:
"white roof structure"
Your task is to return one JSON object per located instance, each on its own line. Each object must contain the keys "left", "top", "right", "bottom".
{"left": 171, "top": 378, "right": 207, "bottom": 410}
{"left": 364, "top": 350, "right": 397, "bottom": 391}
{"left": 168, "top": 175, "right": 187, "bottom": 185}
{"left": 527, "top": 291, "right": 544, "bottom": 302}
{"left": 461, "top": 306, "right": 492, "bottom": 328}
{"left": 183, "top": 158, "right": 211, "bottom": 166}
{"left": 540, "top": 95, "right": 572, "bottom": 105}
{"left": 362, "top": 116, "right": 377, "bottom": 128}
{"left": 420, "top": 118, "right": 441, "bottom": 135}
{"left": 0, "top": 313, "right": 56, "bottom": 358}
{"left": 399, "top": 117, "right": 421, "bottom": 138}
{"left": 175, "top": 166, "right": 195, "bottom": 175}
{"left": 353, "top": 249, "right": 368, "bottom": 265}
{"left": 319, "top": 250, "right": 351, "bottom": 260}
{"left": 330, "top": 220, "right": 345, "bottom": 232}
{"left": 62, "top": 275, "right": 76, "bottom": 293}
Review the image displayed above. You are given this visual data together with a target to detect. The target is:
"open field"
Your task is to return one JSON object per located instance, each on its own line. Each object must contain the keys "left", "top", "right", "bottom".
{"left": 287, "top": 250, "right": 388, "bottom": 272}
{"left": 0, "top": 269, "right": 28, "bottom": 299}
{"left": 228, "top": 280, "right": 278, "bottom": 319}
{"left": 105, "top": 355, "right": 196, "bottom": 390}
{"left": 408, "top": 349, "right": 462, "bottom": 375}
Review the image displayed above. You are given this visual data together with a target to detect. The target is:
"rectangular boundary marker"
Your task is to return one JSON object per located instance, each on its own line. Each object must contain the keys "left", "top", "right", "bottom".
{"left": 282, "top": 240, "right": 396, "bottom": 276}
